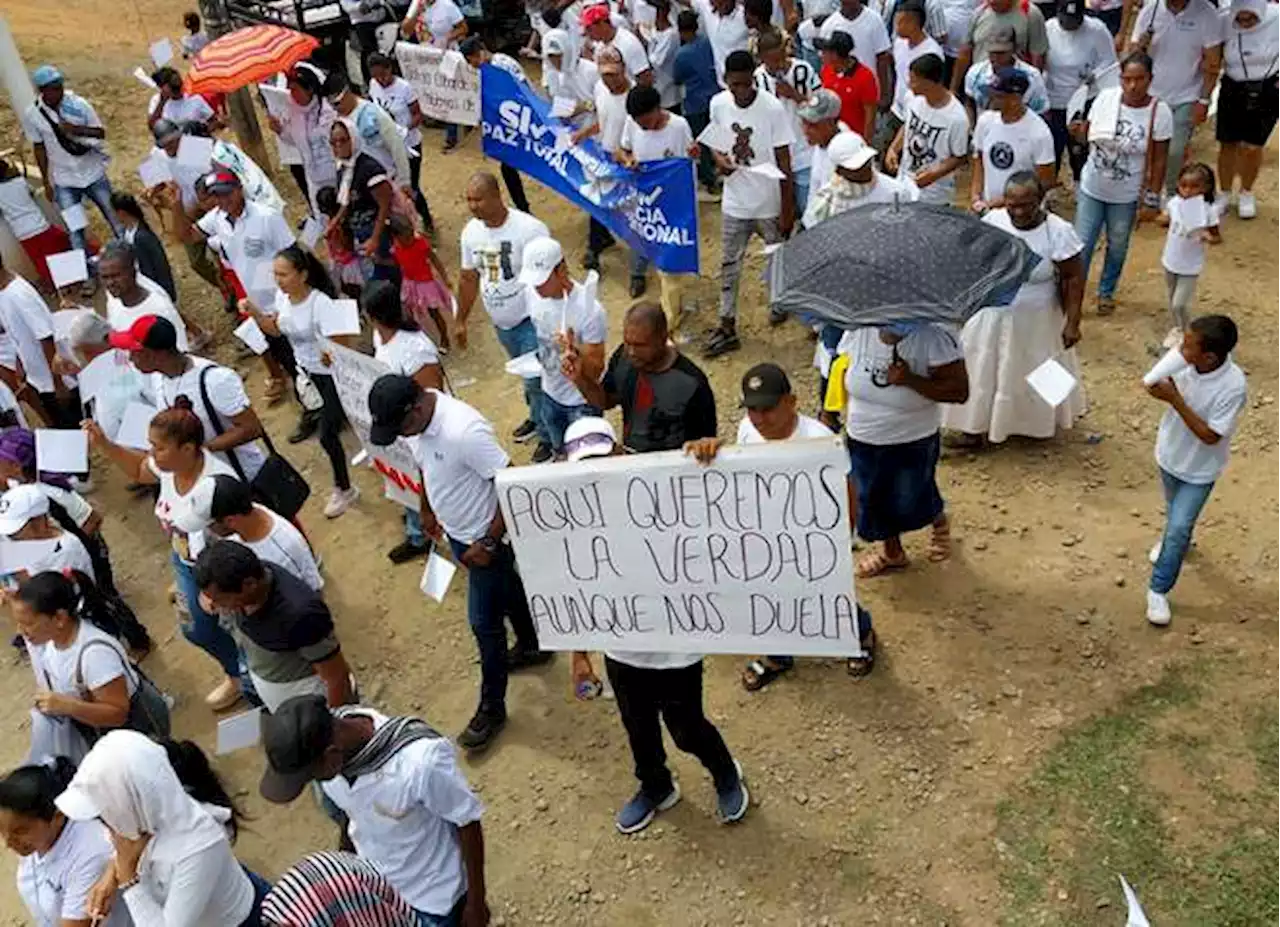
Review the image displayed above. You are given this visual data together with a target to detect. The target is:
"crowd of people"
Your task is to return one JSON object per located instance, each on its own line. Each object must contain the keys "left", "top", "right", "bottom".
{"left": 0, "top": 0, "right": 1269, "bottom": 920}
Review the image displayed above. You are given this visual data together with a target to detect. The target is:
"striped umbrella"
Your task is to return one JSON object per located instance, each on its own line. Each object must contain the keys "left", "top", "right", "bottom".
{"left": 183, "top": 25, "right": 320, "bottom": 95}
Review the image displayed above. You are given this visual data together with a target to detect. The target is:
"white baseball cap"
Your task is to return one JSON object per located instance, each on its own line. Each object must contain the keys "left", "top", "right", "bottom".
{"left": 828, "top": 131, "right": 875, "bottom": 171}
{"left": 562, "top": 416, "right": 617, "bottom": 461}
{"left": 519, "top": 236, "right": 565, "bottom": 288}
{"left": 0, "top": 484, "right": 49, "bottom": 536}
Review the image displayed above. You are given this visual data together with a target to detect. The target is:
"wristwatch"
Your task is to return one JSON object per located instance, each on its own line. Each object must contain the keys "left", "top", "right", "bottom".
{"left": 478, "top": 536, "right": 499, "bottom": 553}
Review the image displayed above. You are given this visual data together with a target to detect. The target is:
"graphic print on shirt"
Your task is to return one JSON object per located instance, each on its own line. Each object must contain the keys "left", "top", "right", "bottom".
{"left": 905, "top": 110, "right": 944, "bottom": 172}
{"left": 988, "top": 140, "right": 1016, "bottom": 170}
{"left": 731, "top": 122, "right": 756, "bottom": 166}
{"left": 1093, "top": 116, "right": 1145, "bottom": 184}
{"left": 478, "top": 242, "right": 515, "bottom": 284}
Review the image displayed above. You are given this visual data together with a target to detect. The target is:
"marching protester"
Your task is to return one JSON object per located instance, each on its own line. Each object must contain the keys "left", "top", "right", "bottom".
{"left": 817, "top": 31, "right": 880, "bottom": 141}
{"left": 571, "top": 48, "right": 630, "bottom": 273}
{"left": 943, "top": 171, "right": 1086, "bottom": 445}
{"left": 885, "top": 54, "right": 970, "bottom": 204}
{"left": 684, "top": 363, "right": 877, "bottom": 687}
{"left": 262, "top": 851, "right": 420, "bottom": 926}
{"left": 0, "top": 157, "right": 70, "bottom": 294}
{"left": 146, "top": 119, "right": 227, "bottom": 301}
{"left": 368, "top": 375, "right": 549, "bottom": 750}
{"left": 805, "top": 131, "right": 918, "bottom": 228}
{"left": 389, "top": 214, "right": 454, "bottom": 350}
{"left": 950, "top": 0, "right": 1049, "bottom": 97}
{"left": 1144, "top": 315, "right": 1246, "bottom": 626}
{"left": 107, "top": 192, "right": 178, "bottom": 303}
{"left": 693, "top": 0, "right": 751, "bottom": 84}
{"left": 325, "top": 74, "right": 414, "bottom": 198}
{"left": 100, "top": 241, "right": 191, "bottom": 353}
{"left": 267, "top": 62, "right": 339, "bottom": 217}
{"left": 459, "top": 35, "right": 535, "bottom": 215}
{"left": 327, "top": 119, "right": 407, "bottom": 286}
{"left": 401, "top": 0, "right": 471, "bottom": 151}
{"left": 969, "top": 68, "right": 1056, "bottom": 212}
{"left": 818, "top": 0, "right": 895, "bottom": 102}
{"left": 961, "top": 26, "right": 1051, "bottom": 116}
{"left": 457, "top": 171, "right": 553, "bottom": 461}
{"left": 368, "top": 52, "right": 439, "bottom": 231}
{"left": 146, "top": 66, "right": 219, "bottom": 133}
{"left": 1215, "top": 0, "right": 1279, "bottom": 219}
{"left": 1043, "top": 0, "right": 1117, "bottom": 182}
{"left": 259, "top": 694, "right": 490, "bottom": 924}
{"left": 0, "top": 482, "right": 95, "bottom": 581}
{"left": 56, "top": 730, "right": 270, "bottom": 925}
{"left": 561, "top": 417, "right": 750, "bottom": 832}
{"left": 1160, "top": 162, "right": 1221, "bottom": 344}
{"left": 1070, "top": 52, "right": 1171, "bottom": 314}
{"left": 889, "top": 1, "right": 946, "bottom": 135}
{"left": 706, "top": 49, "right": 795, "bottom": 357}
{"left": 673, "top": 9, "right": 723, "bottom": 199}
{"left": 754, "top": 28, "right": 823, "bottom": 212}
{"left": 796, "top": 88, "right": 852, "bottom": 207}
{"left": 0, "top": 252, "right": 73, "bottom": 428}
{"left": 583, "top": 3, "right": 654, "bottom": 83}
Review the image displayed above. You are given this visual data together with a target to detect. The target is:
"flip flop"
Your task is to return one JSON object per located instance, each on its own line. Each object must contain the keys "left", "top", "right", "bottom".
{"left": 856, "top": 551, "right": 908, "bottom": 578}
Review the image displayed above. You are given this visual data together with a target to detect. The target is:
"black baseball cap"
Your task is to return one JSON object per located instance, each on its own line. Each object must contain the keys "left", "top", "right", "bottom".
{"left": 459, "top": 35, "right": 485, "bottom": 58}
{"left": 368, "top": 374, "right": 422, "bottom": 446}
{"left": 816, "top": 30, "right": 855, "bottom": 57}
{"left": 107, "top": 315, "right": 178, "bottom": 352}
{"left": 990, "top": 66, "right": 1030, "bottom": 95}
{"left": 1057, "top": 0, "right": 1085, "bottom": 23}
{"left": 259, "top": 694, "right": 335, "bottom": 803}
{"left": 740, "top": 363, "right": 792, "bottom": 410}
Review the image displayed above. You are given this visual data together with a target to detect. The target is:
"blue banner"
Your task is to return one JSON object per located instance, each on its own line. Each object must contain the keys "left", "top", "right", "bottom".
{"left": 479, "top": 65, "right": 699, "bottom": 275}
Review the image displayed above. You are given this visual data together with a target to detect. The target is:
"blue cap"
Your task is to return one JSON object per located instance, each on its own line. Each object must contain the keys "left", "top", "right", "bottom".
{"left": 989, "top": 66, "right": 1029, "bottom": 95}
{"left": 32, "top": 65, "right": 63, "bottom": 88}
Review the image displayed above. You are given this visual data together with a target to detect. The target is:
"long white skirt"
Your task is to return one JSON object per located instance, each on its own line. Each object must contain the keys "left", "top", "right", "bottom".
{"left": 942, "top": 304, "right": 1087, "bottom": 442}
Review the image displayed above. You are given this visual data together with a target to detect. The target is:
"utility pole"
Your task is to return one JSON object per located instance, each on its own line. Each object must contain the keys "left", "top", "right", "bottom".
{"left": 197, "top": 0, "right": 272, "bottom": 171}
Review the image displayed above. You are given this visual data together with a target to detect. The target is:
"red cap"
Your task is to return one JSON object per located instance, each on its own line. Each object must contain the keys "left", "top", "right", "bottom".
{"left": 580, "top": 4, "right": 612, "bottom": 28}
{"left": 108, "top": 315, "right": 178, "bottom": 352}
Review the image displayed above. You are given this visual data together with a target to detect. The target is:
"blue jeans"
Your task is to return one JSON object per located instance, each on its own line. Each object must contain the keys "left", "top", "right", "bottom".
{"left": 416, "top": 895, "right": 466, "bottom": 926}
{"left": 238, "top": 867, "right": 271, "bottom": 926}
{"left": 447, "top": 537, "right": 540, "bottom": 712}
{"left": 494, "top": 318, "right": 546, "bottom": 439}
{"left": 1074, "top": 191, "right": 1138, "bottom": 300}
{"left": 405, "top": 507, "right": 427, "bottom": 546}
{"left": 539, "top": 396, "right": 599, "bottom": 454}
{"left": 53, "top": 176, "right": 122, "bottom": 255}
{"left": 1150, "top": 468, "right": 1215, "bottom": 595}
{"left": 171, "top": 553, "right": 242, "bottom": 680}
{"left": 1165, "top": 101, "right": 1196, "bottom": 195}
{"left": 446, "top": 123, "right": 459, "bottom": 145}
{"left": 793, "top": 166, "right": 811, "bottom": 216}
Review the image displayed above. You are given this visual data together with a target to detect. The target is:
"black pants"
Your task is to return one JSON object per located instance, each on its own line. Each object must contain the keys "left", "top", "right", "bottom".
{"left": 500, "top": 163, "right": 531, "bottom": 214}
{"left": 683, "top": 109, "right": 719, "bottom": 191}
{"left": 288, "top": 164, "right": 310, "bottom": 208}
{"left": 351, "top": 22, "right": 381, "bottom": 85}
{"left": 604, "top": 657, "right": 736, "bottom": 799}
{"left": 408, "top": 154, "right": 436, "bottom": 230}
{"left": 587, "top": 217, "right": 615, "bottom": 255}
{"left": 309, "top": 371, "right": 351, "bottom": 492}
{"left": 1045, "top": 108, "right": 1089, "bottom": 183}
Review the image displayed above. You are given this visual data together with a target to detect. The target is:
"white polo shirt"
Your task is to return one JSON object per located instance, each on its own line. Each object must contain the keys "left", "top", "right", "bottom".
{"left": 16, "top": 819, "right": 129, "bottom": 927}
{"left": 319, "top": 710, "right": 485, "bottom": 916}
{"left": 407, "top": 391, "right": 510, "bottom": 544}
{"left": 197, "top": 201, "right": 295, "bottom": 314}
{"left": 1155, "top": 358, "right": 1246, "bottom": 484}
{"left": 1130, "top": 0, "right": 1224, "bottom": 106}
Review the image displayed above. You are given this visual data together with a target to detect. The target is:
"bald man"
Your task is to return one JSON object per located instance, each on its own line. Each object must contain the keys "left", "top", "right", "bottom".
{"left": 457, "top": 172, "right": 556, "bottom": 462}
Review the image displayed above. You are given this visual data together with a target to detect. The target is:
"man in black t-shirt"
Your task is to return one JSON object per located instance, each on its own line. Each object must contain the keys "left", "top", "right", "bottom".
{"left": 562, "top": 302, "right": 717, "bottom": 453}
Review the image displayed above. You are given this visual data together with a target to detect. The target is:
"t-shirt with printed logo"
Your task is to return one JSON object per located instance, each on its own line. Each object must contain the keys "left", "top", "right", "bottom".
{"left": 901, "top": 92, "right": 971, "bottom": 204}
{"left": 708, "top": 89, "right": 795, "bottom": 220}
{"left": 459, "top": 209, "right": 550, "bottom": 330}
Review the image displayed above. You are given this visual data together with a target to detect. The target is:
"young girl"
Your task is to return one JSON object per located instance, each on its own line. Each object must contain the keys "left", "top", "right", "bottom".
{"left": 389, "top": 214, "right": 453, "bottom": 353}
{"left": 316, "top": 185, "right": 368, "bottom": 300}
{"left": 0, "top": 158, "right": 70, "bottom": 294}
{"left": 1161, "top": 162, "right": 1222, "bottom": 348}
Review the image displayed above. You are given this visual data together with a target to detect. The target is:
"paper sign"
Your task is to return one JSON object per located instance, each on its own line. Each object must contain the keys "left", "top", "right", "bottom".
{"left": 420, "top": 550, "right": 457, "bottom": 603}
{"left": 319, "top": 299, "right": 361, "bottom": 337}
{"left": 440, "top": 49, "right": 465, "bottom": 79}
{"left": 61, "top": 203, "right": 88, "bottom": 232}
{"left": 1025, "top": 358, "right": 1077, "bottom": 407}
{"left": 504, "top": 351, "right": 543, "bottom": 378}
{"left": 116, "top": 401, "right": 157, "bottom": 450}
{"left": 75, "top": 349, "right": 123, "bottom": 403}
{"left": 396, "top": 42, "right": 480, "bottom": 127}
{"left": 384, "top": 475, "right": 420, "bottom": 509}
{"left": 300, "top": 216, "right": 324, "bottom": 250}
{"left": 149, "top": 38, "right": 174, "bottom": 67}
{"left": 551, "top": 95, "right": 577, "bottom": 118}
{"left": 133, "top": 66, "right": 158, "bottom": 90}
{"left": 1120, "top": 875, "right": 1150, "bottom": 927}
{"left": 46, "top": 250, "right": 89, "bottom": 289}
{"left": 696, "top": 121, "right": 734, "bottom": 152}
{"left": 1142, "top": 346, "right": 1190, "bottom": 386}
{"left": 35, "top": 429, "right": 89, "bottom": 474}
{"left": 748, "top": 162, "right": 786, "bottom": 180}
{"left": 258, "top": 83, "right": 293, "bottom": 119}
{"left": 233, "top": 317, "right": 269, "bottom": 355}
{"left": 138, "top": 154, "right": 172, "bottom": 189}
{"left": 216, "top": 708, "right": 263, "bottom": 755}
{"left": 176, "top": 134, "right": 214, "bottom": 170}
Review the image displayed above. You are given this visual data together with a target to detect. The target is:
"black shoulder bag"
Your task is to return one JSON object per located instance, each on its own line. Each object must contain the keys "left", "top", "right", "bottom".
{"left": 48, "top": 638, "right": 172, "bottom": 748}
{"left": 36, "top": 104, "right": 94, "bottom": 157}
{"left": 198, "top": 365, "right": 311, "bottom": 519}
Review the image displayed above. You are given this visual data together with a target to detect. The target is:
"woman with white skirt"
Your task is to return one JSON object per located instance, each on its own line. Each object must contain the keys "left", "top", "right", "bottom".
{"left": 944, "top": 170, "right": 1086, "bottom": 444}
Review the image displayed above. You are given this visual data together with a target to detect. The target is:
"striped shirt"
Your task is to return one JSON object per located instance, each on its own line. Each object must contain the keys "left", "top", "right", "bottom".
{"left": 261, "top": 852, "right": 418, "bottom": 926}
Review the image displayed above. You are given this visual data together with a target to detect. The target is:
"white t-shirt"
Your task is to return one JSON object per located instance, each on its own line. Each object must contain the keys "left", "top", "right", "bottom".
{"left": 592, "top": 81, "right": 631, "bottom": 154}
{"left": 106, "top": 287, "right": 190, "bottom": 353}
{"left": 806, "top": 124, "right": 851, "bottom": 202}
{"left": 693, "top": 0, "right": 751, "bottom": 82}
{"left": 1223, "top": 7, "right": 1280, "bottom": 81}
{"left": 901, "top": 93, "right": 970, "bottom": 204}
{"left": 17, "top": 819, "right": 127, "bottom": 927}
{"left": 374, "top": 329, "right": 440, "bottom": 376}
{"left": 754, "top": 59, "right": 823, "bottom": 170}
{"left": 1079, "top": 92, "right": 1174, "bottom": 204}
{"left": 940, "top": 0, "right": 980, "bottom": 55}
{"left": 0, "top": 275, "right": 58, "bottom": 394}
{"left": 601, "top": 26, "right": 652, "bottom": 79}
{"left": 143, "top": 357, "right": 268, "bottom": 480}
{"left": 319, "top": 710, "right": 484, "bottom": 915}
{"left": 642, "top": 24, "right": 681, "bottom": 107}
{"left": 153, "top": 93, "right": 215, "bottom": 126}
{"left": 197, "top": 202, "right": 295, "bottom": 315}
{"left": 190, "top": 505, "right": 322, "bottom": 590}
{"left": 840, "top": 325, "right": 965, "bottom": 444}
{"left": 273, "top": 288, "right": 332, "bottom": 375}
{"left": 459, "top": 210, "right": 550, "bottom": 330}
{"left": 1161, "top": 194, "right": 1213, "bottom": 276}
{"left": 820, "top": 6, "right": 893, "bottom": 74}
{"left": 619, "top": 113, "right": 694, "bottom": 162}
{"left": 737, "top": 411, "right": 834, "bottom": 444}
{"left": 0, "top": 531, "right": 96, "bottom": 585}
{"left": 971, "top": 109, "right": 1055, "bottom": 202}
{"left": 31, "top": 620, "right": 136, "bottom": 699}
{"left": 982, "top": 209, "right": 1083, "bottom": 311}
{"left": 1130, "top": 0, "right": 1224, "bottom": 106}
{"left": 1044, "top": 17, "right": 1118, "bottom": 109}
{"left": 709, "top": 89, "right": 796, "bottom": 220}
{"left": 891, "top": 35, "right": 945, "bottom": 119}
{"left": 528, "top": 281, "right": 607, "bottom": 406}
{"left": 150, "top": 449, "right": 237, "bottom": 564}
{"left": 420, "top": 0, "right": 466, "bottom": 48}
{"left": 0, "top": 177, "right": 50, "bottom": 240}
{"left": 21, "top": 94, "right": 109, "bottom": 190}
{"left": 370, "top": 76, "right": 423, "bottom": 150}
{"left": 1155, "top": 359, "right": 1246, "bottom": 484}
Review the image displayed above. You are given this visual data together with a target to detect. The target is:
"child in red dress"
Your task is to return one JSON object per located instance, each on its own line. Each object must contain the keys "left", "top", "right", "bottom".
{"left": 389, "top": 215, "right": 452, "bottom": 352}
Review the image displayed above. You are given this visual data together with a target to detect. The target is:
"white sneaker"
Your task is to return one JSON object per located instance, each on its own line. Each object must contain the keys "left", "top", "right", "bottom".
{"left": 69, "top": 476, "right": 94, "bottom": 494}
{"left": 1238, "top": 191, "right": 1258, "bottom": 219}
{"left": 1146, "top": 589, "right": 1172, "bottom": 627}
{"left": 323, "top": 486, "right": 359, "bottom": 518}
{"left": 1148, "top": 541, "right": 1162, "bottom": 564}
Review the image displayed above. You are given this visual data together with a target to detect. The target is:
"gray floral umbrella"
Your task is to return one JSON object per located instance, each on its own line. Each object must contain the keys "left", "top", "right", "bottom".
{"left": 768, "top": 201, "right": 1041, "bottom": 329}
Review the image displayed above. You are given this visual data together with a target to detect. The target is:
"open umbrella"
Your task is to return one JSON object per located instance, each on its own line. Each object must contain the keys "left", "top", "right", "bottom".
{"left": 183, "top": 26, "right": 320, "bottom": 95}
{"left": 768, "top": 201, "right": 1040, "bottom": 330}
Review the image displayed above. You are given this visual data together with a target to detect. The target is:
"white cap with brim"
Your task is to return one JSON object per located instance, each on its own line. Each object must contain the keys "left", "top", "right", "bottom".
{"left": 828, "top": 131, "right": 875, "bottom": 171}
{"left": 518, "top": 236, "right": 564, "bottom": 288}
{"left": 55, "top": 783, "right": 100, "bottom": 822}
{"left": 0, "top": 484, "right": 49, "bottom": 536}
{"left": 563, "top": 416, "right": 617, "bottom": 462}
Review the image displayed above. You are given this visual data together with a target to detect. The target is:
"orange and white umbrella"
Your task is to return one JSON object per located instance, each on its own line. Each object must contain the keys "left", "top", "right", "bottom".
{"left": 183, "top": 25, "right": 320, "bottom": 95}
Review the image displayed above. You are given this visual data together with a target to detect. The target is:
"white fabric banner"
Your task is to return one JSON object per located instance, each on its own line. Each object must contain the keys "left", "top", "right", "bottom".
{"left": 497, "top": 439, "right": 861, "bottom": 655}
{"left": 396, "top": 42, "right": 480, "bottom": 128}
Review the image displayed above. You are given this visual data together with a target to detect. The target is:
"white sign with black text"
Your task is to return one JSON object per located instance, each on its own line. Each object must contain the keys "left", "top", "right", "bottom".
{"left": 395, "top": 41, "right": 480, "bottom": 128}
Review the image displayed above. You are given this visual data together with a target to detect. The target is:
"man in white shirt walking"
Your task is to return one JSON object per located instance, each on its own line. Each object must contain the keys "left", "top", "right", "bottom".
{"left": 885, "top": 52, "right": 971, "bottom": 204}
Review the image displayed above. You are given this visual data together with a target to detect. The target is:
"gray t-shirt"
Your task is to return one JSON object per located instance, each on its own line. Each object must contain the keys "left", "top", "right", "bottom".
{"left": 967, "top": 5, "right": 1049, "bottom": 62}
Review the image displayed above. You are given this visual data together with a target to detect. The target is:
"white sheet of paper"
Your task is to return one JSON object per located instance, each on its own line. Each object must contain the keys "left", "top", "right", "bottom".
{"left": 216, "top": 708, "right": 263, "bottom": 755}
{"left": 35, "top": 429, "right": 89, "bottom": 474}
{"left": 747, "top": 162, "right": 786, "bottom": 180}
{"left": 138, "top": 154, "right": 172, "bottom": 189}
{"left": 1142, "top": 346, "right": 1189, "bottom": 386}
{"left": 440, "top": 49, "right": 464, "bottom": 79}
{"left": 116, "top": 402, "right": 157, "bottom": 450}
{"left": 696, "top": 122, "right": 734, "bottom": 152}
{"left": 258, "top": 83, "right": 293, "bottom": 119}
{"left": 75, "top": 348, "right": 122, "bottom": 403}
{"left": 319, "top": 299, "right": 361, "bottom": 337}
{"left": 233, "top": 317, "right": 270, "bottom": 355}
{"left": 1025, "top": 358, "right": 1077, "bottom": 407}
{"left": 176, "top": 134, "right": 214, "bottom": 170}
{"left": 420, "top": 550, "right": 457, "bottom": 603}
{"left": 351, "top": 448, "right": 370, "bottom": 467}
{"left": 133, "top": 66, "right": 158, "bottom": 90}
{"left": 61, "top": 203, "right": 88, "bottom": 232}
{"left": 46, "top": 250, "right": 88, "bottom": 289}
{"left": 149, "top": 38, "right": 174, "bottom": 67}
{"left": 300, "top": 216, "right": 324, "bottom": 249}
{"left": 1119, "top": 876, "right": 1150, "bottom": 927}
{"left": 504, "top": 351, "right": 543, "bottom": 378}
{"left": 551, "top": 95, "right": 577, "bottom": 118}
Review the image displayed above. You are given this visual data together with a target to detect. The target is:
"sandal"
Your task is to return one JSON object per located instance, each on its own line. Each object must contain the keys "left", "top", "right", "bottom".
{"left": 1096, "top": 296, "right": 1116, "bottom": 316}
{"left": 856, "top": 550, "right": 908, "bottom": 578}
{"left": 847, "top": 629, "right": 877, "bottom": 678}
{"left": 741, "top": 658, "right": 790, "bottom": 692}
{"left": 928, "top": 518, "right": 952, "bottom": 563}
